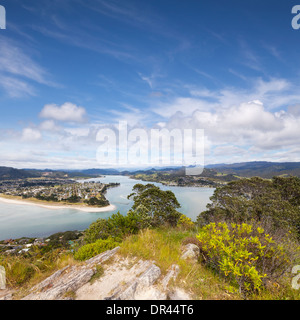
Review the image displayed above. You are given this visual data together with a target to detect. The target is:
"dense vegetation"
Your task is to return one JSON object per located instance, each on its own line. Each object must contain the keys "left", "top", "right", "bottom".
{"left": 197, "top": 177, "right": 300, "bottom": 235}
{"left": 1, "top": 177, "right": 300, "bottom": 300}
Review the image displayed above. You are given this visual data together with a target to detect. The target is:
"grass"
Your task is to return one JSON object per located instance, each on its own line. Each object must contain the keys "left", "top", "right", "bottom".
{"left": 89, "top": 265, "right": 104, "bottom": 284}
{"left": 119, "top": 227, "right": 240, "bottom": 300}
{"left": 119, "top": 227, "right": 300, "bottom": 300}
{"left": 2, "top": 225, "right": 299, "bottom": 300}
{"left": 0, "top": 249, "right": 79, "bottom": 299}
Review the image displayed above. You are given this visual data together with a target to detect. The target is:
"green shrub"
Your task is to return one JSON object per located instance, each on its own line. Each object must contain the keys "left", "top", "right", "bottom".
{"left": 177, "top": 214, "right": 195, "bottom": 230}
{"left": 74, "top": 238, "right": 120, "bottom": 261}
{"left": 196, "top": 222, "right": 296, "bottom": 295}
{"left": 83, "top": 211, "right": 146, "bottom": 244}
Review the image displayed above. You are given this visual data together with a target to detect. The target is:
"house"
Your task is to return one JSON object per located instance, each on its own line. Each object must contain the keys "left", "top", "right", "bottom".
{"left": 18, "top": 248, "right": 30, "bottom": 254}
{"left": 3, "top": 239, "right": 13, "bottom": 244}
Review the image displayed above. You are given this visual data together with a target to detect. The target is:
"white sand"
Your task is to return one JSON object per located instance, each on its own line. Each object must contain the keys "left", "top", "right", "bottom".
{"left": 0, "top": 196, "right": 116, "bottom": 213}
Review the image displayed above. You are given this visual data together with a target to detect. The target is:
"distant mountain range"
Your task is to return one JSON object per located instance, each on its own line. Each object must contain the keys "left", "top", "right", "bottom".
{"left": 1, "top": 161, "right": 300, "bottom": 180}
{"left": 205, "top": 161, "right": 300, "bottom": 178}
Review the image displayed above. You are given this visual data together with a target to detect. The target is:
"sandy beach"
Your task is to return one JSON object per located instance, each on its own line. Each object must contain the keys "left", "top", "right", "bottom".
{"left": 0, "top": 196, "right": 116, "bottom": 213}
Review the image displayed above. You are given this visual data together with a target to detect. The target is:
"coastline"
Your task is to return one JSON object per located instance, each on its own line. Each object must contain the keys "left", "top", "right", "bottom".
{"left": 0, "top": 195, "right": 116, "bottom": 213}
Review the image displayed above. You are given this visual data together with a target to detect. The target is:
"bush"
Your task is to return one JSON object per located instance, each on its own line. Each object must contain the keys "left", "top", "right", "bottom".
{"left": 196, "top": 222, "right": 297, "bottom": 295}
{"left": 83, "top": 211, "right": 143, "bottom": 244}
{"left": 182, "top": 237, "right": 201, "bottom": 249}
{"left": 74, "top": 238, "right": 120, "bottom": 261}
{"left": 197, "top": 177, "right": 300, "bottom": 236}
{"left": 177, "top": 214, "right": 195, "bottom": 230}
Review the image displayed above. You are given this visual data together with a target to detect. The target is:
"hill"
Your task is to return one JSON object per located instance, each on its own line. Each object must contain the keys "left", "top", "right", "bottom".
{"left": 0, "top": 167, "right": 40, "bottom": 180}
{"left": 206, "top": 161, "right": 300, "bottom": 178}
{"left": 0, "top": 167, "right": 101, "bottom": 180}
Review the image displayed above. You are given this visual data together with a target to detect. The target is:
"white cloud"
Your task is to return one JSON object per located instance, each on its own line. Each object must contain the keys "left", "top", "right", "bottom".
{"left": 39, "top": 120, "right": 61, "bottom": 132}
{"left": 40, "top": 102, "right": 87, "bottom": 123}
{"left": 0, "top": 38, "right": 48, "bottom": 84}
{"left": 0, "top": 38, "right": 58, "bottom": 97}
{"left": 157, "top": 97, "right": 300, "bottom": 164}
{"left": 21, "top": 128, "right": 42, "bottom": 142}
{"left": 0, "top": 75, "right": 36, "bottom": 97}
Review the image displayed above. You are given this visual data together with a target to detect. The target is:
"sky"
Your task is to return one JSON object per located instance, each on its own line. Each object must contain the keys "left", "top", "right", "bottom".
{"left": 1, "top": 0, "right": 300, "bottom": 169}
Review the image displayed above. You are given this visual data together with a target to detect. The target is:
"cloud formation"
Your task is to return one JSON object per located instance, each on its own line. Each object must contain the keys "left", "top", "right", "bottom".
{"left": 40, "top": 102, "right": 87, "bottom": 123}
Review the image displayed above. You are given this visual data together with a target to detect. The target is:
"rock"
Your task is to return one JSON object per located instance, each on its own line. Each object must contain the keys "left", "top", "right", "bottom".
{"left": 106, "top": 263, "right": 162, "bottom": 300}
{"left": 85, "top": 246, "right": 120, "bottom": 267}
{"left": 19, "top": 246, "right": 193, "bottom": 301}
{"left": 168, "top": 288, "right": 192, "bottom": 300}
{"left": 135, "top": 286, "right": 167, "bottom": 300}
{"left": 161, "top": 264, "right": 180, "bottom": 289}
{"left": 76, "top": 258, "right": 153, "bottom": 300}
{"left": 22, "top": 265, "right": 94, "bottom": 300}
{"left": 181, "top": 244, "right": 199, "bottom": 261}
{"left": 22, "top": 247, "right": 120, "bottom": 300}
{"left": 0, "top": 294, "right": 12, "bottom": 300}
{"left": 0, "top": 290, "right": 13, "bottom": 300}
{"left": 136, "top": 264, "right": 161, "bottom": 288}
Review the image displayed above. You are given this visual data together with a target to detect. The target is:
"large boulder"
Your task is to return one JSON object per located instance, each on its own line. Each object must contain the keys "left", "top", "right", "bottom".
{"left": 181, "top": 243, "right": 200, "bottom": 261}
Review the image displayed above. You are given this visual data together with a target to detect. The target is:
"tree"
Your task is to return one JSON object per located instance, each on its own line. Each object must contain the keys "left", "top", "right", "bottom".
{"left": 197, "top": 177, "right": 300, "bottom": 235}
{"left": 128, "top": 184, "right": 182, "bottom": 227}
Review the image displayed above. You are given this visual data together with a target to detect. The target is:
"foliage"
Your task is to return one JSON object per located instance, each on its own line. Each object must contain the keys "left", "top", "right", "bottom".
{"left": 74, "top": 238, "right": 120, "bottom": 261}
{"left": 182, "top": 237, "right": 201, "bottom": 249}
{"left": 0, "top": 248, "right": 74, "bottom": 288}
{"left": 85, "top": 196, "right": 109, "bottom": 207}
{"left": 47, "top": 231, "right": 81, "bottom": 248}
{"left": 89, "top": 265, "right": 104, "bottom": 284}
{"left": 119, "top": 227, "right": 239, "bottom": 300}
{"left": 196, "top": 222, "right": 298, "bottom": 294}
{"left": 197, "top": 177, "right": 300, "bottom": 235}
{"left": 128, "top": 183, "right": 182, "bottom": 227}
{"left": 120, "top": 227, "right": 196, "bottom": 273}
{"left": 177, "top": 214, "right": 195, "bottom": 230}
{"left": 84, "top": 184, "right": 182, "bottom": 244}
{"left": 83, "top": 211, "right": 143, "bottom": 244}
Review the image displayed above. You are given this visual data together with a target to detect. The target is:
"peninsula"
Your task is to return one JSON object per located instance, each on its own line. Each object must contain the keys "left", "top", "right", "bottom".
{"left": 0, "top": 177, "right": 120, "bottom": 212}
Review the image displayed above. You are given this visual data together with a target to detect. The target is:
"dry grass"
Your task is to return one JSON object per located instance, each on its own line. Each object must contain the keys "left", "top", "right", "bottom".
{"left": 1, "top": 250, "right": 79, "bottom": 299}
{"left": 119, "top": 227, "right": 240, "bottom": 300}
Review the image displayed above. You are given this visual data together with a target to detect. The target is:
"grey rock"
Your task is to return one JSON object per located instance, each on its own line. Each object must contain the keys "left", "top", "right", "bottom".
{"left": 161, "top": 264, "right": 180, "bottom": 289}
{"left": 106, "top": 263, "right": 162, "bottom": 300}
{"left": 22, "top": 247, "right": 120, "bottom": 300}
{"left": 181, "top": 244, "right": 199, "bottom": 260}
{"left": 168, "top": 288, "right": 192, "bottom": 300}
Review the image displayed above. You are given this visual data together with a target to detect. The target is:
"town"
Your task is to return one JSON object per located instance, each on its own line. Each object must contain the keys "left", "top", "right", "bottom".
{"left": 0, "top": 178, "right": 120, "bottom": 207}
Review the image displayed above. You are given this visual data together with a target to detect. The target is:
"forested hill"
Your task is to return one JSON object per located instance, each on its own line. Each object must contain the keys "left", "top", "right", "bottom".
{"left": 206, "top": 161, "right": 300, "bottom": 178}
{"left": 0, "top": 167, "right": 40, "bottom": 180}
{"left": 0, "top": 167, "right": 96, "bottom": 180}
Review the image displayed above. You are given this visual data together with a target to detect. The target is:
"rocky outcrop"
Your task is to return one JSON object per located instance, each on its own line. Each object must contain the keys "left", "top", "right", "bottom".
{"left": 22, "top": 247, "right": 120, "bottom": 300}
{"left": 20, "top": 246, "right": 191, "bottom": 301}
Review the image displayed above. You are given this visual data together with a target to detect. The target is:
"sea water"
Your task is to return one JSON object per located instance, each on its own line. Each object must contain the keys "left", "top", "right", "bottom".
{"left": 0, "top": 175, "right": 214, "bottom": 240}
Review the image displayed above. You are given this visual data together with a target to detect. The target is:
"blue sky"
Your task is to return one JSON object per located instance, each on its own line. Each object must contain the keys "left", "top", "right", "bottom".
{"left": 1, "top": 0, "right": 300, "bottom": 169}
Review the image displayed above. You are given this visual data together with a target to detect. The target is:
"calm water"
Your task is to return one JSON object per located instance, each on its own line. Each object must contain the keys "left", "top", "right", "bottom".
{"left": 0, "top": 175, "right": 214, "bottom": 240}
